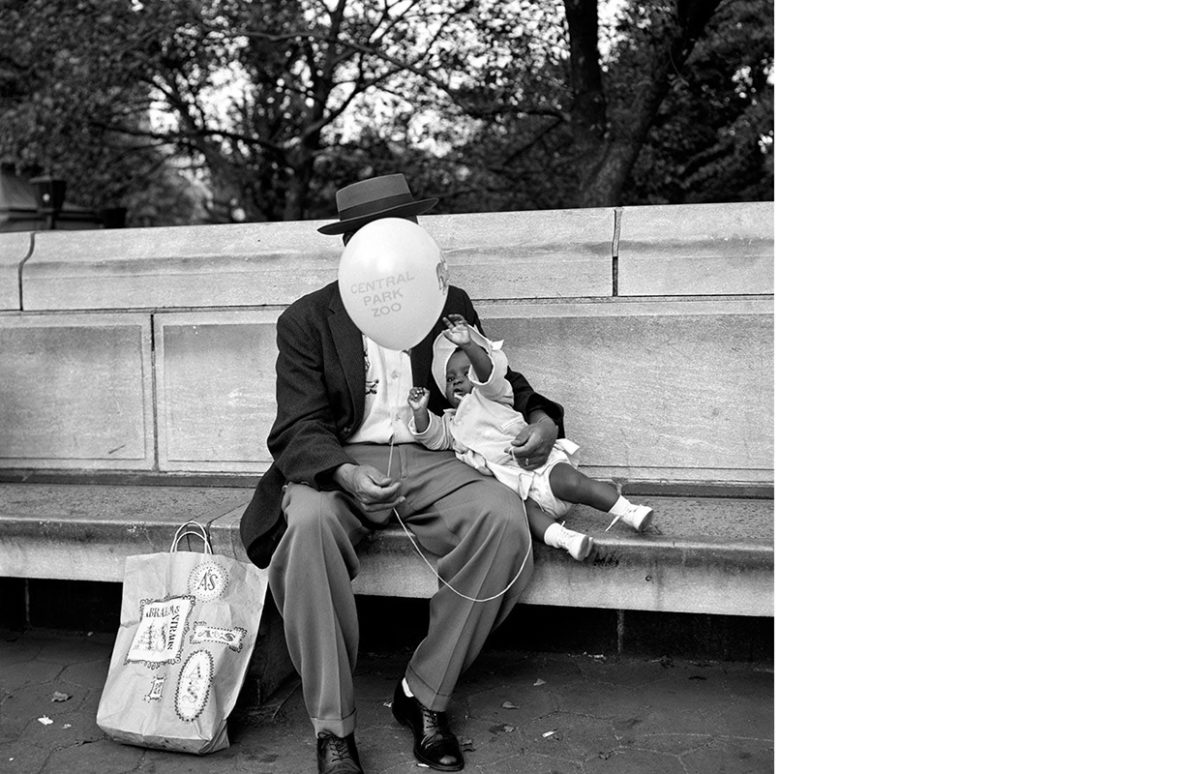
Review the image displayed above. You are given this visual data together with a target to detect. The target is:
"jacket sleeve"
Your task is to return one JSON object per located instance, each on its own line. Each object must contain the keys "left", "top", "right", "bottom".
{"left": 267, "top": 306, "right": 357, "bottom": 487}
{"left": 458, "top": 293, "right": 566, "bottom": 438}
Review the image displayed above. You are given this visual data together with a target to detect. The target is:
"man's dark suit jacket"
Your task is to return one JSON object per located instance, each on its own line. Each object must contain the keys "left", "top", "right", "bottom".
{"left": 240, "top": 281, "right": 565, "bottom": 569}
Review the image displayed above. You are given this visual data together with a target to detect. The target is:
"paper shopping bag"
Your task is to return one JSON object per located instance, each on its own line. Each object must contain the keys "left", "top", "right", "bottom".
{"left": 96, "top": 522, "right": 269, "bottom": 754}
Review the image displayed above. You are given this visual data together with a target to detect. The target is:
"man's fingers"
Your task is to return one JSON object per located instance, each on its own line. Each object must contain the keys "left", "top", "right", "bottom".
{"left": 359, "top": 465, "right": 393, "bottom": 486}
{"left": 512, "top": 450, "right": 548, "bottom": 468}
{"left": 360, "top": 495, "right": 404, "bottom": 514}
{"left": 511, "top": 432, "right": 549, "bottom": 465}
{"left": 368, "top": 480, "right": 402, "bottom": 499}
{"left": 357, "top": 478, "right": 401, "bottom": 507}
{"left": 360, "top": 496, "right": 405, "bottom": 521}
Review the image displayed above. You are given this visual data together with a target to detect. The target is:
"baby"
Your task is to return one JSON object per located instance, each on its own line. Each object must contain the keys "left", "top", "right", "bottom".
{"left": 407, "top": 315, "right": 653, "bottom": 561}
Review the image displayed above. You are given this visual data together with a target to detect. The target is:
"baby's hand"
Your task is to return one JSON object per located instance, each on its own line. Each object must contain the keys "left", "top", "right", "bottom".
{"left": 442, "top": 314, "right": 472, "bottom": 346}
{"left": 407, "top": 386, "right": 430, "bottom": 412}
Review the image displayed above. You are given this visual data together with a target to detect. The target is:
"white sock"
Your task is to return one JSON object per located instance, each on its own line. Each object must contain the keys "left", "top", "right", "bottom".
{"left": 608, "top": 496, "right": 633, "bottom": 516}
{"left": 543, "top": 522, "right": 566, "bottom": 549}
{"left": 402, "top": 677, "right": 413, "bottom": 698}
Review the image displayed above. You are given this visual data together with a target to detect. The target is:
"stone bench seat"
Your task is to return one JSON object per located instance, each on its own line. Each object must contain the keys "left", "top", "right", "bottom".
{"left": 0, "top": 480, "right": 773, "bottom": 617}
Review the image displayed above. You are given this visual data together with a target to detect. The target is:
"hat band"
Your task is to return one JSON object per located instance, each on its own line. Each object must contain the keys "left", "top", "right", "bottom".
{"left": 338, "top": 193, "right": 419, "bottom": 220}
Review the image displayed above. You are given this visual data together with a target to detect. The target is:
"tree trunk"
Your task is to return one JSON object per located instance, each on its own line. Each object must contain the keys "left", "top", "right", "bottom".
{"left": 283, "top": 160, "right": 310, "bottom": 221}
{"left": 562, "top": 0, "right": 607, "bottom": 152}
{"left": 281, "top": 0, "right": 346, "bottom": 220}
{"left": 566, "top": 0, "right": 723, "bottom": 208}
{"left": 284, "top": 126, "right": 322, "bottom": 221}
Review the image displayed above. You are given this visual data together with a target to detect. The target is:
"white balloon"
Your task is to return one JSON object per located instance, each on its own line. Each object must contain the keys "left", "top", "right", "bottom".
{"left": 337, "top": 218, "right": 449, "bottom": 350}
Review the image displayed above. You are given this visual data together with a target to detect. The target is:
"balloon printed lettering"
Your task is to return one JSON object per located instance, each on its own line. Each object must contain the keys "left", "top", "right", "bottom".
{"left": 337, "top": 218, "right": 448, "bottom": 351}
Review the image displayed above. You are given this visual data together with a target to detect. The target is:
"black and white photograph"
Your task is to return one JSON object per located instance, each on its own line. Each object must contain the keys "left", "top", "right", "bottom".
{"left": 0, "top": 1, "right": 775, "bottom": 772}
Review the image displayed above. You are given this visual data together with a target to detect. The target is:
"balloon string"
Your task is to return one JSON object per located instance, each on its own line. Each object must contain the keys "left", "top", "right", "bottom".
{"left": 385, "top": 440, "right": 531, "bottom": 604}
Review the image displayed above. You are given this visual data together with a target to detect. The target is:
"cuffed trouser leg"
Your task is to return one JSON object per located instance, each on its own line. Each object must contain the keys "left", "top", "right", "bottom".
{"left": 403, "top": 479, "right": 534, "bottom": 711}
{"left": 268, "top": 483, "right": 369, "bottom": 737}
{"left": 348, "top": 443, "right": 535, "bottom": 712}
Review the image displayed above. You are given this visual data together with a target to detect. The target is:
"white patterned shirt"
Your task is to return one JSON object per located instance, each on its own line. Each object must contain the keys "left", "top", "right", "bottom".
{"left": 344, "top": 335, "right": 418, "bottom": 445}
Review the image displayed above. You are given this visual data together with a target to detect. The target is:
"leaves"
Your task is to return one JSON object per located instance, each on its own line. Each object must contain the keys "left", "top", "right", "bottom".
{"left": 0, "top": 0, "right": 772, "bottom": 224}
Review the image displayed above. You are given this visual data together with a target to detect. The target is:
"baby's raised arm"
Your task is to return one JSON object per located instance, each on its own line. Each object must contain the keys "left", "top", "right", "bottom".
{"left": 443, "top": 314, "right": 493, "bottom": 382}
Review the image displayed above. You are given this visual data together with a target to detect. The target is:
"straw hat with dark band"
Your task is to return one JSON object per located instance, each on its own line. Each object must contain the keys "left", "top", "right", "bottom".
{"left": 317, "top": 173, "right": 439, "bottom": 235}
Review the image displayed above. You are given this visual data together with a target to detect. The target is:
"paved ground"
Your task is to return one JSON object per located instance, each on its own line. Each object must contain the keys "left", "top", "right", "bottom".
{"left": 0, "top": 628, "right": 774, "bottom": 773}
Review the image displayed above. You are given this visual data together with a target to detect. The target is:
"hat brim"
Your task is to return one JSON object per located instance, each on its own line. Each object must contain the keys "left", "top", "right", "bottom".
{"left": 317, "top": 197, "right": 439, "bottom": 235}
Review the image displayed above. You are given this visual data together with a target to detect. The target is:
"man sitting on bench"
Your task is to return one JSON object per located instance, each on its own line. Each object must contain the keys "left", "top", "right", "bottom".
{"left": 239, "top": 173, "right": 565, "bottom": 774}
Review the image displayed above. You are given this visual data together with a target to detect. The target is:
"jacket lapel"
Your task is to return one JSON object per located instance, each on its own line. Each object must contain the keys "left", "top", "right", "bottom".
{"left": 410, "top": 332, "right": 434, "bottom": 391}
{"left": 328, "top": 287, "right": 366, "bottom": 422}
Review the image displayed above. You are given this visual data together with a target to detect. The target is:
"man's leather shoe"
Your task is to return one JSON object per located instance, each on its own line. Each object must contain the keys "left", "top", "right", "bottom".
{"left": 391, "top": 683, "right": 464, "bottom": 771}
{"left": 316, "top": 731, "right": 364, "bottom": 774}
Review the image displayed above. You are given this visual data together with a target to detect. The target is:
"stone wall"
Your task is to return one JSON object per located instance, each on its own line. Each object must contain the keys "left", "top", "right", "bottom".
{"left": 0, "top": 203, "right": 773, "bottom": 486}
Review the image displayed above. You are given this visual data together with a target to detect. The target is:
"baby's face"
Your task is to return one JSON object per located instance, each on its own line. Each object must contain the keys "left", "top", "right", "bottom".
{"left": 444, "top": 350, "right": 474, "bottom": 407}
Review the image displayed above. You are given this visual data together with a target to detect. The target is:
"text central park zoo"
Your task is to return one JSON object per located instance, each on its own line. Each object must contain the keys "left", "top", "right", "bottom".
{"left": 351, "top": 271, "right": 417, "bottom": 316}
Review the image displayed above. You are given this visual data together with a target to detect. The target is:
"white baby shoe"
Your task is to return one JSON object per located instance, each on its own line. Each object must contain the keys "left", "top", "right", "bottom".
{"left": 605, "top": 501, "right": 654, "bottom": 533}
{"left": 545, "top": 522, "right": 594, "bottom": 561}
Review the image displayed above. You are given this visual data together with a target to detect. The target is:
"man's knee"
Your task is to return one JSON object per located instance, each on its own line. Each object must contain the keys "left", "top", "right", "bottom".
{"left": 474, "top": 484, "right": 529, "bottom": 542}
{"left": 281, "top": 485, "right": 344, "bottom": 546}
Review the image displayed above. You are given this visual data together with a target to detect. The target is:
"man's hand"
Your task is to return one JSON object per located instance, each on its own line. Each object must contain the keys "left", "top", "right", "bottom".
{"left": 508, "top": 416, "right": 556, "bottom": 470}
{"left": 334, "top": 463, "right": 404, "bottom": 526}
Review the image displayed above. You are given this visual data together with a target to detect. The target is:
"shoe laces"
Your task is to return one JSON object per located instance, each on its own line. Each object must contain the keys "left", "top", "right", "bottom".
{"left": 421, "top": 704, "right": 447, "bottom": 731}
{"left": 320, "top": 733, "right": 354, "bottom": 763}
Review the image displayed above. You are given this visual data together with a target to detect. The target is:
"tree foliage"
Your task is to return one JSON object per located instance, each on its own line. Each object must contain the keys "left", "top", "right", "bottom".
{"left": 625, "top": 0, "right": 774, "bottom": 204}
{"left": 421, "top": 0, "right": 773, "bottom": 210}
{"left": 0, "top": 0, "right": 203, "bottom": 223}
{"left": 0, "top": 0, "right": 772, "bottom": 225}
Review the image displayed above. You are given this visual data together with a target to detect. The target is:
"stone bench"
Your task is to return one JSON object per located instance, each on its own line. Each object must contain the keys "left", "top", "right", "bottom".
{"left": 0, "top": 202, "right": 774, "bottom": 693}
{"left": 0, "top": 480, "right": 772, "bottom": 617}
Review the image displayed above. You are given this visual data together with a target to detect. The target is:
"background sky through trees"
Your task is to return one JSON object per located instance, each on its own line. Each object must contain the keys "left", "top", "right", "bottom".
{"left": 0, "top": 0, "right": 773, "bottom": 226}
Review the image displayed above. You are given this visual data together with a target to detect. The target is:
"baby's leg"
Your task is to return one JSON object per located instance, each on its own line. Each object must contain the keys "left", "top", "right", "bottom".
{"left": 524, "top": 502, "right": 557, "bottom": 543}
{"left": 549, "top": 463, "right": 655, "bottom": 533}
{"left": 548, "top": 463, "right": 652, "bottom": 530}
{"left": 547, "top": 463, "right": 619, "bottom": 512}
{"left": 526, "top": 491, "right": 594, "bottom": 561}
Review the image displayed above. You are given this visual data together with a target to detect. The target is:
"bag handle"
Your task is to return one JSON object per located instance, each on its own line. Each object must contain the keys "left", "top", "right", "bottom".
{"left": 171, "top": 521, "right": 213, "bottom": 554}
